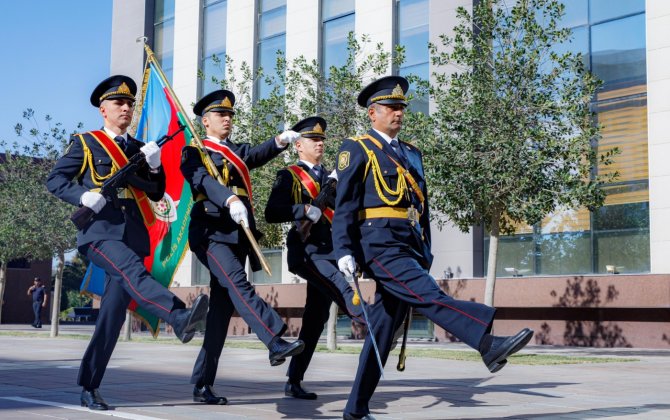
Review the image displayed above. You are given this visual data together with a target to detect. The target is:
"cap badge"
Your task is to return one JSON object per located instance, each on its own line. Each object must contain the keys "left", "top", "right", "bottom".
{"left": 118, "top": 82, "right": 131, "bottom": 95}
{"left": 313, "top": 123, "right": 324, "bottom": 134}
{"left": 221, "top": 97, "right": 232, "bottom": 108}
{"left": 392, "top": 84, "right": 405, "bottom": 96}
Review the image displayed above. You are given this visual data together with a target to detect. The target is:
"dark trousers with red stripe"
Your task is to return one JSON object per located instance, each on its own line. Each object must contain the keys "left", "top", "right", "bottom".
{"left": 78, "top": 240, "right": 185, "bottom": 390}
{"left": 287, "top": 258, "right": 365, "bottom": 383}
{"left": 190, "top": 240, "right": 286, "bottom": 386}
{"left": 345, "top": 250, "right": 495, "bottom": 417}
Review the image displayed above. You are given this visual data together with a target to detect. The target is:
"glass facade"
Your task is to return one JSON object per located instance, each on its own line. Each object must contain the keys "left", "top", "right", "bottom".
{"left": 153, "top": 0, "right": 175, "bottom": 83}
{"left": 486, "top": 0, "right": 648, "bottom": 276}
{"left": 321, "top": 0, "right": 355, "bottom": 77}
{"left": 396, "top": 0, "right": 429, "bottom": 114}
{"left": 256, "top": 0, "right": 286, "bottom": 100}
{"left": 200, "top": 0, "right": 228, "bottom": 95}
{"left": 251, "top": 249, "right": 284, "bottom": 284}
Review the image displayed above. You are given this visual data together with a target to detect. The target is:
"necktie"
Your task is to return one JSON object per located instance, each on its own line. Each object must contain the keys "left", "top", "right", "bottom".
{"left": 312, "top": 165, "right": 322, "bottom": 179}
{"left": 115, "top": 135, "right": 127, "bottom": 151}
{"left": 390, "top": 139, "right": 409, "bottom": 168}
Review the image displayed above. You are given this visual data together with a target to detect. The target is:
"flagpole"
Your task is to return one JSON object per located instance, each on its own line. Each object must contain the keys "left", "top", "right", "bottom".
{"left": 137, "top": 38, "right": 273, "bottom": 276}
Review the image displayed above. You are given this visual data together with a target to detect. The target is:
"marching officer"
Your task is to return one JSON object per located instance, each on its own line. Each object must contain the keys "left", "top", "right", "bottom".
{"left": 333, "top": 76, "right": 534, "bottom": 420}
{"left": 46, "top": 75, "right": 209, "bottom": 411}
{"left": 181, "top": 89, "right": 305, "bottom": 405}
{"left": 265, "top": 116, "right": 365, "bottom": 400}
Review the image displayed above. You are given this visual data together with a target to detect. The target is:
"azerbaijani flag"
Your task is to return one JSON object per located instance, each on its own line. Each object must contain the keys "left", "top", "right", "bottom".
{"left": 81, "top": 60, "right": 194, "bottom": 336}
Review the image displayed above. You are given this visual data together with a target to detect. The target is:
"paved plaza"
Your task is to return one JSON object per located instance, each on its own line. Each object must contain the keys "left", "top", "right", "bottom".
{"left": 0, "top": 324, "right": 669, "bottom": 419}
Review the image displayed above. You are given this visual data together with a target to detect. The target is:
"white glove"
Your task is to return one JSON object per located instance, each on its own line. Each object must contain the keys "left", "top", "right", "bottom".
{"left": 338, "top": 255, "right": 356, "bottom": 277}
{"left": 229, "top": 199, "right": 249, "bottom": 226}
{"left": 81, "top": 191, "right": 106, "bottom": 214}
{"left": 140, "top": 141, "right": 162, "bottom": 169}
{"left": 277, "top": 130, "right": 301, "bottom": 145}
{"left": 327, "top": 169, "right": 338, "bottom": 181}
{"left": 305, "top": 205, "right": 322, "bottom": 223}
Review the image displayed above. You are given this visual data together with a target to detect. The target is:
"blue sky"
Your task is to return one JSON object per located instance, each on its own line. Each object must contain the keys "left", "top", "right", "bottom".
{"left": 0, "top": 0, "right": 112, "bottom": 149}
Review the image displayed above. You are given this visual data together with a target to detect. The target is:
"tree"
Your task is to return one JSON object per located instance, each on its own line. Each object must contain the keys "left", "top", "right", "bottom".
{"left": 0, "top": 110, "right": 80, "bottom": 334}
{"left": 424, "top": 0, "right": 618, "bottom": 306}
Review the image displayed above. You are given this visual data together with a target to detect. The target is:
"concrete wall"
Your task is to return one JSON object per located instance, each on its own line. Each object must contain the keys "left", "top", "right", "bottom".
{"left": 171, "top": 274, "right": 670, "bottom": 348}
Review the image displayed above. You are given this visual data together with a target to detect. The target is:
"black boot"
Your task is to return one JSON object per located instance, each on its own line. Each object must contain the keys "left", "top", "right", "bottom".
{"left": 268, "top": 337, "right": 305, "bottom": 366}
{"left": 172, "top": 294, "right": 209, "bottom": 343}
{"left": 193, "top": 385, "right": 228, "bottom": 405}
{"left": 80, "top": 388, "right": 109, "bottom": 410}
{"left": 480, "top": 328, "right": 534, "bottom": 373}
{"left": 285, "top": 380, "right": 317, "bottom": 400}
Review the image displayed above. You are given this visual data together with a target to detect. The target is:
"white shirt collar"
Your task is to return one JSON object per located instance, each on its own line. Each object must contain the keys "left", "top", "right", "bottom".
{"left": 104, "top": 127, "right": 127, "bottom": 140}
{"left": 372, "top": 128, "right": 397, "bottom": 145}
{"left": 207, "top": 135, "right": 229, "bottom": 143}
{"left": 298, "top": 159, "right": 318, "bottom": 170}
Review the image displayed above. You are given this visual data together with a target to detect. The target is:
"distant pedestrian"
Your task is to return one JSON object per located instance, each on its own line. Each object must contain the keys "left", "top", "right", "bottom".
{"left": 26, "top": 277, "right": 47, "bottom": 328}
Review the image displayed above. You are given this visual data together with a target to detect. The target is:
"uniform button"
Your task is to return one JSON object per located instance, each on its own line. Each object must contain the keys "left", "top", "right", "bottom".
{"left": 368, "top": 222, "right": 371, "bottom": 226}
{"left": 384, "top": 170, "right": 388, "bottom": 174}
{"left": 121, "top": 206, "right": 126, "bottom": 211}
{"left": 205, "top": 207, "right": 209, "bottom": 211}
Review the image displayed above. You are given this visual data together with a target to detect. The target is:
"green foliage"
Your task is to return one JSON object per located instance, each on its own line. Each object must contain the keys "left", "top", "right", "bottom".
{"left": 64, "top": 289, "right": 92, "bottom": 310}
{"left": 199, "top": 34, "right": 430, "bottom": 248}
{"left": 425, "top": 0, "right": 618, "bottom": 236}
{"left": 59, "top": 252, "right": 89, "bottom": 310}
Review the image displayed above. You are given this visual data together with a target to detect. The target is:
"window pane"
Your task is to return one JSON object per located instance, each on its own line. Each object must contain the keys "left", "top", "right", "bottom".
{"left": 202, "top": 0, "right": 227, "bottom": 58}
{"left": 323, "top": 13, "right": 354, "bottom": 76}
{"left": 154, "top": 0, "right": 175, "bottom": 22}
{"left": 398, "top": 0, "right": 429, "bottom": 68}
{"left": 560, "top": 0, "right": 588, "bottom": 27}
{"left": 261, "top": 0, "right": 285, "bottom": 13}
{"left": 595, "top": 230, "right": 649, "bottom": 273}
{"left": 538, "top": 233, "right": 592, "bottom": 274}
{"left": 257, "top": 34, "right": 285, "bottom": 99}
{"left": 399, "top": 63, "right": 428, "bottom": 114}
{"left": 259, "top": 6, "right": 287, "bottom": 39}
{"left": 595, "top": 94, "right": 648, "bottom": 183}
{"left": 252, "top": 249, "right": 283, "bottom": 284}
{"left": 591, "top": 14, "right": 646, "bottom": 91}
{"left": 485, "top": 235, "right": 536, "bottom": 277}
{"left": 201, "top": 54, "right": 225, "bottom": 94}
{"left": 590, "top": 0, "right": 644, "bottom": 24}
{"left": 323, "top": 0, "right": 355, "bottom": 21}
{"left": 154, "top": 20, "right": 174, "bottom": 79}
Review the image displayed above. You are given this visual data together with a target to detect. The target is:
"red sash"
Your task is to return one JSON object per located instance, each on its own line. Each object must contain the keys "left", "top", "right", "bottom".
{"left": 203, "top": 139, "right": 254, "bottom": 205}
{"left": 287, "top": 165, "right": 334, "bottom": 223}
{"left": 88, "top": 131, "right": 156, "bottom": 226}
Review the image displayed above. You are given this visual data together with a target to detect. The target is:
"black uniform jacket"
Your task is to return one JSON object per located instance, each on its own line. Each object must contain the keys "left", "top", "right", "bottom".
{"left": 333, "top": 129, "right": 433, "bottom": 269}
{"left": 46, "top": 131, "right": 166, "bottom": 257}
{"left": 180, "top": 136, "right": 286, "bottom": 269}
{"left": 265, "top": 162, "right": 335, "bottom": 272}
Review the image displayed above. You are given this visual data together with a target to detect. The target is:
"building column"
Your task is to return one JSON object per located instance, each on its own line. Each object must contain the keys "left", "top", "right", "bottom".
{"left": 647, "top": 1, "right": 670, "bottom": 273}
{"left": 110, "top": 0, "right": 147, "bottom": 83}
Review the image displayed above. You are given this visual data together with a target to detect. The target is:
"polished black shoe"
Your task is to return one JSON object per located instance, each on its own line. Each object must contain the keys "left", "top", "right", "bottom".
{"left": 269, "top": 337, "right": 305, "bottom": 366}
{"left": 80, "top": 388, "right": 109, "bottom": 410}
{"left": 285, "top": 381, "right": 317, "bottom": 400}
{"left": 481, "top": 328, "right": 534, "bottom": 373}
{"left": 343, "top": 413, "right": 376, "bottom": 420}
{"left": 172, "top": 294, "right": 209, "bottom": 343}
{"left": 193, "top": 385, "right": 228, "bottom": 405}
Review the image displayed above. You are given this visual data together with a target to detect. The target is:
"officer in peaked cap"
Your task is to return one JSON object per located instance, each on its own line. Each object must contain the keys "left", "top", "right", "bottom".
{"left": 182, "top": 89, "right": 305, "bottom": 405}
{"left": 89, "top": 75, "right": 138, "bottom": 107}
{"left": 193, "top": 89, "right": 236, "bottom": 117}
{"left": 333, "top": 75, "right": 534, "bottom": 420}
{"left": 46, "top": 74, "right": 209, "bottom": 411}
{"left": 265, "top": 116, "right": 365, "bottom": 400}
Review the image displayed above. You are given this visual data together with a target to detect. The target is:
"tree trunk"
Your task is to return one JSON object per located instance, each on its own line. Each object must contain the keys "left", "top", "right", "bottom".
{"left": 122, "top": 311, "right": 132, "bottom": 341}
{"left": 50, "top": 250, "right": 65, "bottom": 337}
{"left": 0, "top": 261, "right": 7, "bottom": 325}
{"left": 326, "top": 302, "right": 338, "bottom": 351}
{"left": 484, "top": 212, "right": 501, "bottom": 307}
